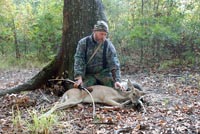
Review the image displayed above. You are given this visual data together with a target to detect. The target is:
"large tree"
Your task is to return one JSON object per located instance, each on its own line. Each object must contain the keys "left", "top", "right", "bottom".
{"left": 0, "top": 0, "right": 107, "bottom": 96}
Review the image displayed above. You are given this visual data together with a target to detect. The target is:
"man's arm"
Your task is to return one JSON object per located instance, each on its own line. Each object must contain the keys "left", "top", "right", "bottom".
{"left": 74, "top": 39, "right": 87, "bottom": 79}
{"left": 73, "top": 39, "right": 88, "bottom": 88}
{"left": 106, "top": 41, "right": 121, "bottom": 82}
{"left": 106, "top": 40, "right": 125, "bottom": 89}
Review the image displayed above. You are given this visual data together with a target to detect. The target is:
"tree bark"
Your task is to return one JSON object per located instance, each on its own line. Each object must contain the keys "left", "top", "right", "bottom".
{"left": 12, "top": 18, "right": 20, "bottom": 59}
{"left": 63, "top": 0, "right": 107, "bottom": 79}
{"left": 0, "top": 0, "right": 107, "bottom": 97}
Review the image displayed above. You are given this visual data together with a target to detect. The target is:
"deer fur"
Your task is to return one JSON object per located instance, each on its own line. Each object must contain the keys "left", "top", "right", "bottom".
{"left": 41, "top": 80, "right": 145, "bottom": 117}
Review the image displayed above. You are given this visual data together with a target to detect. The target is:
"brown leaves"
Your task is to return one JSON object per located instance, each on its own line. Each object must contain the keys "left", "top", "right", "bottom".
{"left": 0, "top": 70, "right": 200, "bottom": 133}
{"left": 3, "top": 94, "right": 36, "bottom": 108}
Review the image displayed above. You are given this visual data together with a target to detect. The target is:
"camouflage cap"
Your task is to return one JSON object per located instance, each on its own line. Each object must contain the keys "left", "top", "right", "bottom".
{"left": 93, "top": 20, "right": 109, "bottom": 33}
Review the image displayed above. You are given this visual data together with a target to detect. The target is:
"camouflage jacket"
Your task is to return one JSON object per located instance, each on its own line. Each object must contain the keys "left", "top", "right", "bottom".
{"left": 74, "top": 34, "right": 121, "bottom": 82}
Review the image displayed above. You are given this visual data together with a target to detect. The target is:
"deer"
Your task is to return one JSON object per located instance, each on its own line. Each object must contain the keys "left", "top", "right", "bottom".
{"left": 40, "top": 80, "right": 145, "bottom": 117}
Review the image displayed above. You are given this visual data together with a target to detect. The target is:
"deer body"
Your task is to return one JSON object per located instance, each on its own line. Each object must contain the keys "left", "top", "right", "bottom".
{"left": 41, "top": 80, "right": 145, "bottom": 117}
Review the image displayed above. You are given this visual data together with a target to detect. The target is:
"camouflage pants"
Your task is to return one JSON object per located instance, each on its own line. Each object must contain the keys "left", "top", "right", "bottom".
{"left": 83, "top": 70, "right": 114, "bottom": 88}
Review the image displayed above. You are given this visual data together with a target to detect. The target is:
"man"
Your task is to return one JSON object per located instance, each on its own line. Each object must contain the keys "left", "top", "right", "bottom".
{"left": 73, "top": 20, "right": 123, "bottom": 89}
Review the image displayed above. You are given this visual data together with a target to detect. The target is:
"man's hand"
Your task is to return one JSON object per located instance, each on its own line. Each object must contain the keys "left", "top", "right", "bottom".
{"left": 74, "top": 76, "right": 83, "bottom": 88}
{"left": 114, "top": 82, "right": 126, "bottom": 91}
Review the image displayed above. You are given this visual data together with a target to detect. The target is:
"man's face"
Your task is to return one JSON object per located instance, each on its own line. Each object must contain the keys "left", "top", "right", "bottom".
{"left": 94, "top": 31, "right": 107, "bottom": 44}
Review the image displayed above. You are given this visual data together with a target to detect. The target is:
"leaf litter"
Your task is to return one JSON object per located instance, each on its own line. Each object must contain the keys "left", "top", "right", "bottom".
{"left": 0, "top": 69, "right": 199, "bottom": 134}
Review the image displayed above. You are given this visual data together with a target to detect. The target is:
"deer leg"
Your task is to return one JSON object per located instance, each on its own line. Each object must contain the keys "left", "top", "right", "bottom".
{"left": 40, "top": 99, "right": 82, "bottom": 118}
{"left": 54, "top": 99, "right": 82, "bottom": 111}
{"left": 121, "top": 100, "right": 131, "bottom": 105}
{"left": 104, "top": 99, "right": 123, "bottom": 107}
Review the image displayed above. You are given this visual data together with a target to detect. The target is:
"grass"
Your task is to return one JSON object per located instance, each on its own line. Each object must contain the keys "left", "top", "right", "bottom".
{"left": 0, "top": 55, "right": 48, "bottom": 70}
{"left": 12, "top": 107, "right": 58, "bottom": 134}
{"left": 26, "top": 109, "right": 58, "bottom": 134}
{"left": 12, "top": 106, "right": 25, "bottom": 132}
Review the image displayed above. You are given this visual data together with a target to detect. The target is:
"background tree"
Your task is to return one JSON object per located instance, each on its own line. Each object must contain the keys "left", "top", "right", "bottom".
{"left": 1, "top": 0, "right": 199, "bottom": 71}
{"left": 103, "top": 0, "right": 200, "bottom": 72}
{"left": 0, "top": 0, "right": 107, "bottom": 96}
{"left": 0, "top": 0, "right": 200, "bottom": 96}
{"left": 0, "top": 0, "right": 63, "bottom": 65}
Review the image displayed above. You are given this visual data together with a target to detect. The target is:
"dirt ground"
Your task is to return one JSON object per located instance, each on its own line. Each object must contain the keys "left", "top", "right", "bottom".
{"left": 0, "top": 69, "right": 199, "bottom": 134}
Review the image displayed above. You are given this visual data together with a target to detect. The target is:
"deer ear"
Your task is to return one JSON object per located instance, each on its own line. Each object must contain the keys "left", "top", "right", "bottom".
{"left": 139, "top": 91, "right": 146, "bottom": 96}
{"left": 127, "top": 79, "right": 132, "bottom": 87}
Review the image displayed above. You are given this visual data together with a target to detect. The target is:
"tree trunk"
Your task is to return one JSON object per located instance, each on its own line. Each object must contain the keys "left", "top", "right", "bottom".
{"left": 12, "top": 18, "right": 20, "bottom": 59}
{"left": 0, "top": 0, "right": 107, "bottom": 97}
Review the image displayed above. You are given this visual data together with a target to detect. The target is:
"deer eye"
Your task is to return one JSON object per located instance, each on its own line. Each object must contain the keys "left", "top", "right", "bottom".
{"left": 132, "top": 93, "right": 136, "bottom": 96}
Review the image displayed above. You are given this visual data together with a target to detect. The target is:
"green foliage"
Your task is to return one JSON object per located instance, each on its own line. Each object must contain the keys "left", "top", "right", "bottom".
{"left": 182, "top": 50, "right": 196, "bottom": 65}
{"left": 12, "top": 106, "right": 24, "bottom": 131}
{"left": 26, "top": 110, "right": 58, "bottom": 134}
{"left": 103, "top": 0, "right": 200, "bottom": 70}
{"left": 11, "top": 107, "right": 58, "bottom": 134}
{"left": 0, "top": 0, "right": 63, "bottom": 64}
{"left": 1, "top": 0, "right": 200, "bottom": 70}
{"left": 159, "top": 59, "right": 181, "bottom": 70}
{"left": 0, "top": 54, "right": 47, "bottom": 69}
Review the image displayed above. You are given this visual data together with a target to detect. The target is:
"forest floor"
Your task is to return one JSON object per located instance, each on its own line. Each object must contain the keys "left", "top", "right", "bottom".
{"left": 0, "top": 68, "right": 199, "bottom": 134}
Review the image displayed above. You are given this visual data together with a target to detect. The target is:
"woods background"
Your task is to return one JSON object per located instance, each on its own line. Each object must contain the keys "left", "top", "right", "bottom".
{"left": 0, "top": 0, "right": 199, "bottom": 73}
{"left": 0, "top": 1, "right": 199, "bottom": 133}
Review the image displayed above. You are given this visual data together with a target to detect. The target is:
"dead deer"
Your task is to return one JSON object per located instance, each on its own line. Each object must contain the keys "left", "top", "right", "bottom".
{"left": 41, "top": 80, "right": 145, "bottom": 117}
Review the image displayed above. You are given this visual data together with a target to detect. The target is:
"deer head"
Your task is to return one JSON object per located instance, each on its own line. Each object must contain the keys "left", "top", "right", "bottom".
{"left": 127, "top": 79, "right": 146, "bottom": 104}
